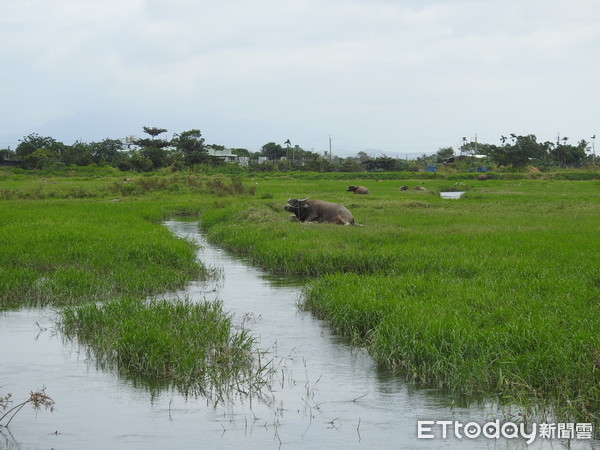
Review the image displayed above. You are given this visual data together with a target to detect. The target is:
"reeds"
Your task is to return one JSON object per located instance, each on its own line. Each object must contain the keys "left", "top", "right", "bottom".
{"left": 0, "top": 388, "right": 55, "bottom": 428}
{"left": 59, "top": 297, "right": 271, "bottom": 401}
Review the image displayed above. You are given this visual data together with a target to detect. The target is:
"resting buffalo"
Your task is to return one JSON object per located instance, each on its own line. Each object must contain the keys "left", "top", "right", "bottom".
{"left": 285, "top": 197, "right": 355, "bottom": 225}
{"left": 477, "top": 174, "right": 491, "bottom": 180}
{"left": 346, "top": 185, "right": 369, "bottom": 194}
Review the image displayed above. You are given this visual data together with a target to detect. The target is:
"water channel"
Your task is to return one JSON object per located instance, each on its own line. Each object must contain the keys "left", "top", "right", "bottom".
{"left": 1, "top": 221, "right": 592, "bottom": 449}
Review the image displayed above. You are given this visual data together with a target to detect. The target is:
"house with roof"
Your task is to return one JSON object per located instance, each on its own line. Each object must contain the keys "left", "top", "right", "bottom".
{"left": 206, "top": 146, "right": 239, "bottom": 163}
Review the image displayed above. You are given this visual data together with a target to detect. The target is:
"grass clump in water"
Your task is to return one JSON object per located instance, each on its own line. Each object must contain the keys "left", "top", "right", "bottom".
{"left": 60, "top": 297, "right": 270, "bottom": 401}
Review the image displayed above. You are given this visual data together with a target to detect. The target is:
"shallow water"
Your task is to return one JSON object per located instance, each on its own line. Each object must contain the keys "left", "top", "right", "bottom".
{"left": 0, "top": 221, "right": 593, "bottom": 449}
{"left": 440, "top": 191, "right": 465, "bottom": 199}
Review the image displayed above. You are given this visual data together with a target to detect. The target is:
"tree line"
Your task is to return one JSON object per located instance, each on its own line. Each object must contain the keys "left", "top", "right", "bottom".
{"left": 454, "top": 134, "right": 592, "bottom": 168}
{"left": 0, "top": 128, "right": 596, "bottom": 172}
{"left": 0, "top": 127, "right": 212, "bottom": 171}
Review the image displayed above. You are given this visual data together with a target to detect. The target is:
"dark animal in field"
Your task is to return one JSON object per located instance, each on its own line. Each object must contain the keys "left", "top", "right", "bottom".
{"left": 477, "top": 174, "right": 491, "bottom": 180}
{"left": 284, "top": 197, "right": 355, "bottom": 225}
{"left": 399, "top": 185, "right": 410, "bottom": 191}
{"left": 413, "top": 186, "right": 427, "bottom": 191}
{"left": 346, "top": 185, "right": 369, "bottom": 194}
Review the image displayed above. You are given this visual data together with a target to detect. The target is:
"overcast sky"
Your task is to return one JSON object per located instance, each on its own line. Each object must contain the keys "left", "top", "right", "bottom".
{"left": 1, "top": 0, "right": 598, "bottom": 156}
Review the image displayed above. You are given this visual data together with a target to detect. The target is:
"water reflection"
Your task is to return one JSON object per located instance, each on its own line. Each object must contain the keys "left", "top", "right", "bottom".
{"left": 440, "top": 191, "right": 466, "bottom": 199}
{"left": 0, "top": 221, "right": 590, "bottom": 449}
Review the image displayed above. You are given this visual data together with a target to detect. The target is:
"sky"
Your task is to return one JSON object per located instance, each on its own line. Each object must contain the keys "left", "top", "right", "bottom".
{"left": 1, "top": 0, "right": 599, "bottom": 157}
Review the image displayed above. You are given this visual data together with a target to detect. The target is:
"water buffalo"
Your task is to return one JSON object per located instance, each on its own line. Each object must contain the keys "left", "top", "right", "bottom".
{"left": 477, "top": 174, "right": 491, "bottom": 180}
{"left": 346, "top": 185, "right": 369, "bottom": 194}
{"left": 284, "top": 197, "right": 355, "bottom": 225}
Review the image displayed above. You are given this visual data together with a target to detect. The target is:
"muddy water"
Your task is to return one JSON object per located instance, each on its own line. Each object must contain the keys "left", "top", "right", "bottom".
{"left": 0, "top": 221, "right": 582, "bottom": 449}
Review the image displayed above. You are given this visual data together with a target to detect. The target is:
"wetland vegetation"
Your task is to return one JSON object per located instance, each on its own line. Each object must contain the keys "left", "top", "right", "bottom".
{"left": 0, "top": 166, "right": 598, "bottom": 430}
{"left": 59, "top": 297, "right": 268, "bottom": 400}
{"left": 200, "top": 173, "right": 600, "bottom": 426}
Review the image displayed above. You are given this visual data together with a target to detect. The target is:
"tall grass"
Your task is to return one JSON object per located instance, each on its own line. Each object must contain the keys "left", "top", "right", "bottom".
{"left": 0, "top": 173, "right": 256, "bottom": 200}
{"left": 60, "top": 297, "right": 271, "bottom": 400}
{"left": 0, "top": 200, "right": 205, "bottom": 308}
{"left": 302, "top": 273, "right": 599, "bottom": 423}
{"left": 198, "top": 177, "right": 600, "bottom": 425}
{"left": 2, "top": 171, "right": 598, "bottom": 424}
{"left": 0, "top": 171, "right": 273, "bottom": 402}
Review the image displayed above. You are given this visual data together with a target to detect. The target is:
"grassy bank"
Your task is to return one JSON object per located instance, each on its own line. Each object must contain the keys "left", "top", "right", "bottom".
{"left": 0, "top": 171, "right": 255, "bottom": 200}
{"left": 303, "top": 273, "right": 598, "bottom": 422}
{"left": 0, "top": 199, "right": 204, "bottom": 308}
{"left": 0, "top": 174, "right": 256, "bottom": 308}
{"left": 198, "top": 177, "right": 600, "bottom": 424}
{"left": 0, "top": 172, "right": 262, "bottom": 399}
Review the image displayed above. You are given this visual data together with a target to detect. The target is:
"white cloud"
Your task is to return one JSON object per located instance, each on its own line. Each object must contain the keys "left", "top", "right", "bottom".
{"left": 1, "top": 0, "right": 599, "bottom": 154}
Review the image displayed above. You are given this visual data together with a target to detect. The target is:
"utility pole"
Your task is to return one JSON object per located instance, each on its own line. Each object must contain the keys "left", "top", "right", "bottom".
{"left": 328, "top": 135, "right": 332, "bottom": 161}
{"left": 592, "top": 135, "right": 596, "bottom": 164}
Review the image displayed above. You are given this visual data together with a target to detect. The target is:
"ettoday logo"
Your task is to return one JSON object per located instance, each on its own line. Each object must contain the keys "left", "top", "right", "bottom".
{"left": 417, "top": 420, "right": 594, "bottom": 444}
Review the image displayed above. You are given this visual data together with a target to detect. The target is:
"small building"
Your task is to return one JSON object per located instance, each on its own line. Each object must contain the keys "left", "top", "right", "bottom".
{"left": 206, "top": 147, "right": 238, "bottom": 163}
{"left": 119, "top": 135, "right": 139, "bottom": 151}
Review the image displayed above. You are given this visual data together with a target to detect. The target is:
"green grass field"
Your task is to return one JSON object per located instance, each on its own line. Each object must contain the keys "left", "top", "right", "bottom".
{"left": 199, "top": 176, "right": 600, "bottom": 424}
{"left": 0, "top": 172, "right": 260, "bottom": 399}
{"left": 1, "top": 168, "right": 598, "bottom": 423}
{"left": 0, "top": 199, "right": 204, "bottom": 307}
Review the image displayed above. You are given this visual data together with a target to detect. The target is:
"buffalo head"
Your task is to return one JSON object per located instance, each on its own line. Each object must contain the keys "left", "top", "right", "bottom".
{"left": 284, "top": 196, "right": 309, "bottom": 213}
